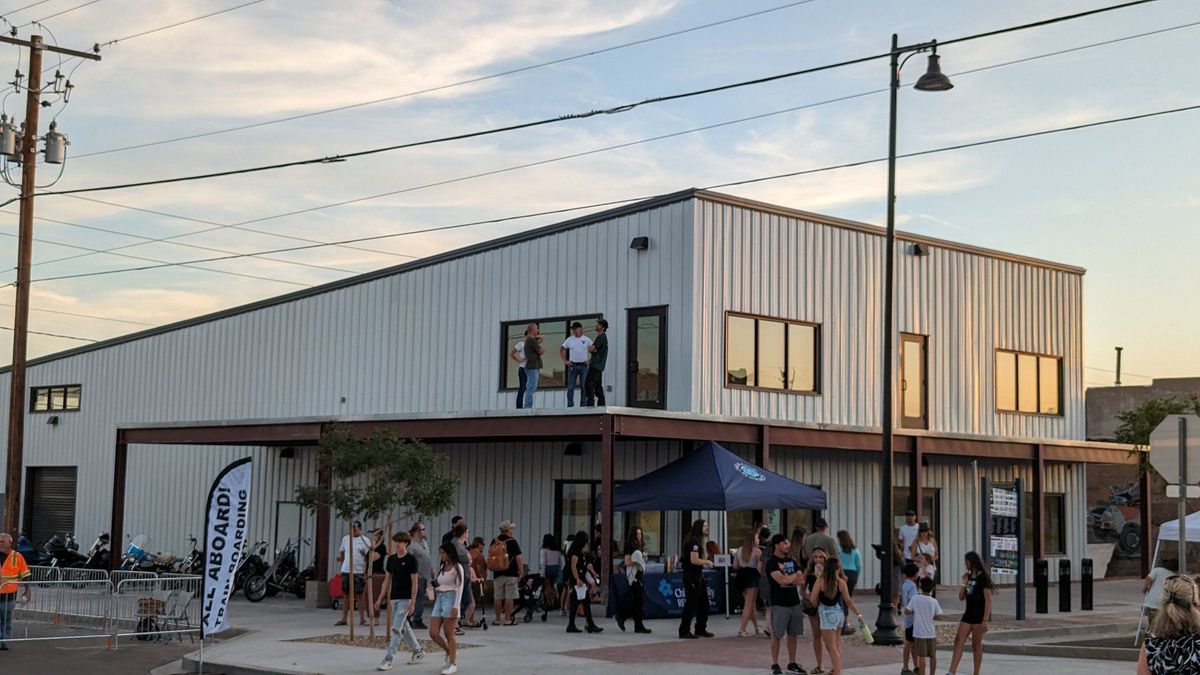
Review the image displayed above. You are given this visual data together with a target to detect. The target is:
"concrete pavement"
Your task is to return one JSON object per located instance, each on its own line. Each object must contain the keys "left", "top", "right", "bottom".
{"left": 178, "top": 578, "right": 1146, "bottom": 674}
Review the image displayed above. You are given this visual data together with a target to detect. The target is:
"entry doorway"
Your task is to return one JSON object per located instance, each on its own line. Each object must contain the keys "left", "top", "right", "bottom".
{"left": 554, "top": 480, "right": 664, "bottom": 557}
{"left": 24, "top": 466, "right": 77, "bottom": 543}
{"left": 275, "top": 501, "right": 305, "bottom": 562}
{"left": 626, "top": 306, "right": 667, "bottom": 409}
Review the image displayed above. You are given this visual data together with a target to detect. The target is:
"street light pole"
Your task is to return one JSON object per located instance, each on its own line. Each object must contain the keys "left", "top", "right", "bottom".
{"left": 875, "top": 33, "right": 951, "bottom": 647}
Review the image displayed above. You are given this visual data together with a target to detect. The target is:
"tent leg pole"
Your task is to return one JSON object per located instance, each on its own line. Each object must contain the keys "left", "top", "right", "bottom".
{"left": 723, "top": 511, "right": 729, "bottom": 619}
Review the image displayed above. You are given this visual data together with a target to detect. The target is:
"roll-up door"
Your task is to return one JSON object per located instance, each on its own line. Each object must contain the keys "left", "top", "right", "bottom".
{"left": 23, "top": 467, "right": 77, "bottom": 543}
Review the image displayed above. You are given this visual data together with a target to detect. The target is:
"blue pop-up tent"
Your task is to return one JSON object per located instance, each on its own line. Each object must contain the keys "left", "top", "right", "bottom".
{"left": 612, "top": 441, "right": 826, "bottom": 511}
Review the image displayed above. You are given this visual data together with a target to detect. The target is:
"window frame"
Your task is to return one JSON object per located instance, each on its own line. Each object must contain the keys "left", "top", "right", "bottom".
{"left": 29, "top": 384, "right": 81, "bottom": 413}
{"left": 723, "top": 311, "right": 821, "bottom": 395}
{"left": 498, "top": 314, "right": 604, "bottom": 391}
{"left": 1024, "top": 492, "right": 1066, "bottom": 556}
{"left": 552, "top": 479, "right": 666, "bottom": 558}
{"left": 993, "top": 349, "right": 1062, "bottom": 417}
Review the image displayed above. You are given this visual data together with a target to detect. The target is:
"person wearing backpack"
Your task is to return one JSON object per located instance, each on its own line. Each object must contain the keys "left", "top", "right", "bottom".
{"left": 489, "top": 520, "right": 524, "bottom": 626}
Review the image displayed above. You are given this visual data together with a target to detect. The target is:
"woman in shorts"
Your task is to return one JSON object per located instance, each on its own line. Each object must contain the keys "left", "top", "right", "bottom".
{"left": 427, "top": 542, "right": 465, "bottom": 675}
{"left": 946, "top": 551, "right": 994, "bottom": 675}
{"left": 809, "top": 555, "right": 862, "bottom": 675}
{"left": 803, "top": 548, "right": 827, "bottom": 674}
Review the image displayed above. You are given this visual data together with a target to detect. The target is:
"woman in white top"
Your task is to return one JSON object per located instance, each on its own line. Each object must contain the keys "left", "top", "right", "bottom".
{"left": 510, "top": 328, "right": 530, "bottom": 409}
{"left": 733, "top": 528, "right": 762, "bottom": 637}
{"left": 618, "top": 526, "right": 651, "bottom": 633}
{"left": 910, "top": 523, "right": 938, "bottom": 565}
{"left": 427, "top": 542, "right": 465, "bottom": 675}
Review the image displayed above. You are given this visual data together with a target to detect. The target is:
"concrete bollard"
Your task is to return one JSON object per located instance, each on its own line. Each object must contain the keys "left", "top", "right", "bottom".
{"left": 1034, "top": 559, "right": 1048, "bottom": 614}
{"left": 1081, "top": 558, "right": 1093, "bottom": 611}
{"left": 1058, "top": 559, "right": 1071, "bottom": 612}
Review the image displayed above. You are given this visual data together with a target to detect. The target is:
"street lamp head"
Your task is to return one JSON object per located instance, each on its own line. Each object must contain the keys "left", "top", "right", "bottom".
{"left": 914, "top": 52, "right": 953, "bottom": 92}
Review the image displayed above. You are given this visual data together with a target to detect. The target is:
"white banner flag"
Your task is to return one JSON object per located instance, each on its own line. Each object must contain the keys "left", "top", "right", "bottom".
{"left": 202, "top": 458, "right": 252, "bottom": 637}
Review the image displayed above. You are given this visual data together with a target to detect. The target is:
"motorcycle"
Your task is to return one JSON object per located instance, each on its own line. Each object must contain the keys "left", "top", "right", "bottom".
{"left": 244, "top": 538, "right": 313, "bottom": 602}
{"left": 171, "top": 533, "right": 204, "bottom": 576}
{"left": 44, "top": 533, "right": 89, "bottom": 568}
{"left": 17, "top": 532, "right": 56, "bottom": 567}
{"left": 82, "top": 533, "right": 111, "bottom": 570}
{"left": 120, "top": 533, "right": 177, "bottom": 573}
{"left": 233, "top": 540, "right": 269, "bottom": 592}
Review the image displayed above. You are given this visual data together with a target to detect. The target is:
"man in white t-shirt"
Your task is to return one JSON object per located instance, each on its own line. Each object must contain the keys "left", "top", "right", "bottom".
{"left": 560, "top": 322, "right": 593, "bottom": 408}
{"left": 509, "top": 326, "right": 532, "bottom": 409}
{"left": 1143, "top": 559, "right": 1177, "bottom": 615}
{"left": 336, "top": 519, "right": 372, "bottom": 627}
{"left": 899, "top": 510, "right": 920, "bottom": 562}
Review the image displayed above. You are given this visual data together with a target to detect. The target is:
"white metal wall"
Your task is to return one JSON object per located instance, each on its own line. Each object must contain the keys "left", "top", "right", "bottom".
{"left": 690, "top": 198, "right": 1086, "bottom": 439}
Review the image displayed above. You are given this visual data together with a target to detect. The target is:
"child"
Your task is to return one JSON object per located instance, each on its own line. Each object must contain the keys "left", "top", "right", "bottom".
{"left": 915, "top": 552, "right": 936, "bottom": 583}
{"left": 899, "top": 562, "right": 920, "bottom": 675}
{"left": 904, "top": 577, "right": 946, "bottom": 675}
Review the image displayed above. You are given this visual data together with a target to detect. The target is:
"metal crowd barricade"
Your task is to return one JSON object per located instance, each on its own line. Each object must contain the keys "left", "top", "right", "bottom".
{"left": 10, "top": 579, "right": 114, "bottom": 643}
{"left": 26, "top": 565, "right": 63, "bottom": 584}
{"left": 112, "top": 575, "right": 202, "bottom": 646}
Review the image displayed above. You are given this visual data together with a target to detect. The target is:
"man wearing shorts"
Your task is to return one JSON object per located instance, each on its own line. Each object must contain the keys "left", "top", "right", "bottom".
{"left": 904, "top": 577, "right": 945, "bottom": 675}
{"left": 764, "top": 533, "right": 807, "bottom": 675}
{"left": 491, "top": 521, "right": 524, "bottom": 625}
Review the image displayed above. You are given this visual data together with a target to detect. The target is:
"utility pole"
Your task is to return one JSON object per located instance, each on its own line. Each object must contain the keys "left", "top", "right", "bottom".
{"left": 1, "top": 35, "right": 99, "bottom": 534}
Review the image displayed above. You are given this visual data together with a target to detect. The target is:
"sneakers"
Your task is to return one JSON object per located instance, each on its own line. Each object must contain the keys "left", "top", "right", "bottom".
{"left": 772, "top": 665, "right": 784, "bottom": 675}
{"left": 634, "top": 626, "right": 653, "bottom": 634}
{"left": 407, "top": 651, "right": 425, "bottom": 665}
{"left": 441, "top": 665, "right": 458, "bottom": 675}
{"left": 566, "top": 625, "right": 582, "bottom": 633}
{"left": 787, "top": 664, "right": 806, "bottom": 674}
{"left": 376, "top": 659, "right": 393, "bottom": 671}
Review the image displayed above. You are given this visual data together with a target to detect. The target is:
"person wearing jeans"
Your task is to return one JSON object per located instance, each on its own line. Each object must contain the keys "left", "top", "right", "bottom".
{"left": 584, "top": 319, "right": 608, "bottom": 406}
{"left": 377, "top": 532, "right": 423, "bottom": 670}
{"left": 0, "top": 533, "right": 32, "bottom": 649}
{"left": 509, "top": 328, "right": 530, "bottom": 409}
{"left": 522, "top": 323, "right": 544, "bottom": 409}
{"left": 560, "top": 322, "right": 593, "bottom": 407}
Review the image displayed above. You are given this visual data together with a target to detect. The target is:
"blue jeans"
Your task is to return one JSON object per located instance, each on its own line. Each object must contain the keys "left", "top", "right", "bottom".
{"left": 565, "top": 364, "right": 588, "bottom": 406}
{"left": 0, "top": 594, "right": 12, "bottom": 641}
{"left": 524, "top": 369, "right": 540, "bottom": 408}
{"left": 383, "top": 599, "right": 422, "bottom": 662}
{"left": 515, "top": 366, "right": 527, "bottom": 409}
{"left": 411, "top": 578, "right": 427, "bottom": 623}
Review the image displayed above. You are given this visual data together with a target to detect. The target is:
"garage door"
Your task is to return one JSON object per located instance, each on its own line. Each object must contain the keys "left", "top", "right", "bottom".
{"left": 24, "top": 467, "right": 77, "bottom": 544}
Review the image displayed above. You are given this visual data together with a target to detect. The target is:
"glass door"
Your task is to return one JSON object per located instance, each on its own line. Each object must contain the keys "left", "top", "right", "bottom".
{"left": 900, "top": 334, "right": 928, "bottom": 429}
{"left": 626, "top": 306, "right": 667, "bottom": 409}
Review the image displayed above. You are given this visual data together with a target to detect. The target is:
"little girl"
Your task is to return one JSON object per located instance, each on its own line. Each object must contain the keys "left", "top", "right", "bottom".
{"left": 915, "top": 552, "right": 937, "bottom": 584}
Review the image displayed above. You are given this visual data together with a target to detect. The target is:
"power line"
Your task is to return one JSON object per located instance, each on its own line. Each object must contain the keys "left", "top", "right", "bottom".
{"left": 0, "top": 220, "right": 313, "bottom": 286}
{"left": 30, "top": 17, "right": 1200, "bottom": 271}
{"left": 27, "top": 99, "right": 1200, "bottom": 284}
{"left": 1085, "top": 365, "right": 1155, "bottom": 380}
{"left": 0, "top": 1, "right": 51, "bottom": 20}
{"left": 99, "top": 0, "right": 264, "bottom": 46}
{"left": 0, "top": 324, "right": 95, "bottom": 341}
{"left": 15, "top": 0, "right": 102, "bottom": 28}
{"left": 3, "top": 207, "right": 363, "bottom": 275}
{"left": 71, "top": 0, "right": 823, "bottom": 160}
{"left": 0, "top": 301, "right": 151, "bottom": 325}
{"left": 38, "top": 0, "right": 1161, "bottom": 199}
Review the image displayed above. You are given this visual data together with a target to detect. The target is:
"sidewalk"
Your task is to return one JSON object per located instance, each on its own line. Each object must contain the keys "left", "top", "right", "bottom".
{"left": 183, "top": 579, "right": 1145, "bottom": 674}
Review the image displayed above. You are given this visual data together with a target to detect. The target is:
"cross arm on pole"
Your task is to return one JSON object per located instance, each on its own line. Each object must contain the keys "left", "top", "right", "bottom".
{"left": 0, "top": 35, "right": 101, "bottom": 61}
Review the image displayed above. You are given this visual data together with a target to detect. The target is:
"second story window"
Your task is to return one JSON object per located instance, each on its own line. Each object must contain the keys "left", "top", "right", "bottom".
{"left": 31, "top": 385, "right": 81, "bottom": 413}
{"left": 725, "top": 312, "right": 819, "bottom": 393}
{"left": 995, "top": 350, "right": 1061, "bottom": 415}
{"left": 500, "top": 315, "right": 603, "bottom": 390}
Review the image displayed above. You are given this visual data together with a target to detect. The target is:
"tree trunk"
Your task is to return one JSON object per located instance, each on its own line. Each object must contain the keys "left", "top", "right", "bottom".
{"left": 366, "top": 519, "right": 377, "bottom": 641}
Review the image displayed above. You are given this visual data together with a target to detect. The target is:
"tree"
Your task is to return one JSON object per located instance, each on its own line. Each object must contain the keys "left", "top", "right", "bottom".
{"left": 296, "top": 424, "right": 459, "bottom": 640}
{"left": 1114, "top": 394, "right": 1200, "bottom": 471}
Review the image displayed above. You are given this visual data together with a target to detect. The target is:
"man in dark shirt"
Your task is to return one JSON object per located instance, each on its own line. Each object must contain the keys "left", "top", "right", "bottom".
{"left": 679, "top": 519, "right": 714, "bottom": 639}
{"left": 492, "top": 521, "right": 525, "bottom": 625}
{"left": 375, "top": 532, "right": 424, "bottom": 669}
{"left": 584, "top": 319, "right": 609, "bottom": 406}
{"left": 441, "top": 515, "right": 463, "bottom": 545}
{"left": 764, "top": 533, "right": 806, "bottom": 675}
{"left": 522, "top": 324, "right": 545, "bottom": 409}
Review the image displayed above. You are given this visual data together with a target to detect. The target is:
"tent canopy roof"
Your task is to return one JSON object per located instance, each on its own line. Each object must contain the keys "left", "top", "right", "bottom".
{"left": 613, "top": 441, "right": 827, "bottom": 512}
{"left": 1159, "top": 511, "right": 1200, "bottom": 542}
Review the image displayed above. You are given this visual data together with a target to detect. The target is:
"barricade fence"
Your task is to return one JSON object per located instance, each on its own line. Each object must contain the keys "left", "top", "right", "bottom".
{"left": 7, "top": 572, "right": 203, "bottom": 647}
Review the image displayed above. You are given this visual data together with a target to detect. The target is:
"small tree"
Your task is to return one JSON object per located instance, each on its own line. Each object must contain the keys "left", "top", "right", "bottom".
{"left": 1114, "top": 394, "right": 1200, "bottom": 472}
{"left": 296, "top": 424, "right": 458, "bottom": 640}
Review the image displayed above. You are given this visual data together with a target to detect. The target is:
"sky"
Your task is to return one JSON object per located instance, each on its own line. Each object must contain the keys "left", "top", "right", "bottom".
{"left": 0, "top": 0, "right": 1195, "bottom": 387}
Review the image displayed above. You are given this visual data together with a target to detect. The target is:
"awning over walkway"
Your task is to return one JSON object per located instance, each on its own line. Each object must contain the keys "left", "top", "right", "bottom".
{"left": 613, "top": 441, "right": 826, "bottom": 511}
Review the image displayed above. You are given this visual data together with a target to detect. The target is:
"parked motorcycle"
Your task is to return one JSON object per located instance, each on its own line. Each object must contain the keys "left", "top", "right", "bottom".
{"left": 233, "top": 540, "right": 269, "bottom": 592}
{"left": 120, "top": 533, "right": 177, "bottom": 573}
{"left": 17, "top": 532, "right": 56, "bottom": 567}
{"left": 171, "top": 533, "right": 204, "bottom": 576}
{"left": 82, "top": 533, "right": 111, "bottom": 569}
{"left": 244, "top": 538, "right": 313, "bottom": 602}
{"left": 44, "top": 533, "right": 89, "bottom": 568}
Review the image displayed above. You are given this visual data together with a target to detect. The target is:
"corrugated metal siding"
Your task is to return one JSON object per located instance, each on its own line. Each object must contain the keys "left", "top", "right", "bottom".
{"left": 691, "top": 199, "right": 1085, "bottom": 439}
{"left": 771, "top": 447, "right": 1088, "bottom": 589}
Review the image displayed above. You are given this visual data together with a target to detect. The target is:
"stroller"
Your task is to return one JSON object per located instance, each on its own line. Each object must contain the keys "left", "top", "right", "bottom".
{"left": 517, "top": 573, "right": 549, "bottom": 623}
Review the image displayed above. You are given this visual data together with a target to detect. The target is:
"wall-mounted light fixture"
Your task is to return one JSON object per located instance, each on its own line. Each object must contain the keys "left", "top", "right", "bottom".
{"left": 629, "top": 236, "right": 649, "bottom": 251}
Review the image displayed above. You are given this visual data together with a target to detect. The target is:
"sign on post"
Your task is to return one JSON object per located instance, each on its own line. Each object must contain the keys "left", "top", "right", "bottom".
{"left": 981, "top": 478, "right": 1024, "bottom": 620}
{"left": 1150, "top": 414, "right": 1200, "bottom": 574}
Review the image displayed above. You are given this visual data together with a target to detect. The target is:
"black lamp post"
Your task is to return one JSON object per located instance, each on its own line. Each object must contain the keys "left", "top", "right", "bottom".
{"left": 875, "top": 33, "right": 952, "bottom": 647}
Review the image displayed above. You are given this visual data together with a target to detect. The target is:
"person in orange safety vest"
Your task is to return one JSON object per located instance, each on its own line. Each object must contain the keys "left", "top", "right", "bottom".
{"left": 0, "top": 533, "right": 32, "bottom": 649}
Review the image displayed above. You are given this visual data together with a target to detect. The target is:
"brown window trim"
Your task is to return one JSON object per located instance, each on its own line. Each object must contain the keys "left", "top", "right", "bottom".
{"left": 29, "top": 384, "right": 82, "bottom": 413}
{"left": 994, "top": 349, "right": 1063, "bottom": 417}
{"left": 723, "top": 310, "right": 821, "bottom": 395}
{"left": 499, "top": 314, "right": 604, "bottom": 392}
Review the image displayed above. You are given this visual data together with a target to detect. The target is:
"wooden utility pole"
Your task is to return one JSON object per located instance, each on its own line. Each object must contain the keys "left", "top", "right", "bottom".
{"left": 2, "top": 35, "right": 99, "bottom": 534}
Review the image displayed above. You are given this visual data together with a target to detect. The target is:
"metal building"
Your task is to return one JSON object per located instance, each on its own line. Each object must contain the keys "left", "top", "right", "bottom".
{"left": 0, "top": 189, "right": 1137, "bottom": 587}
